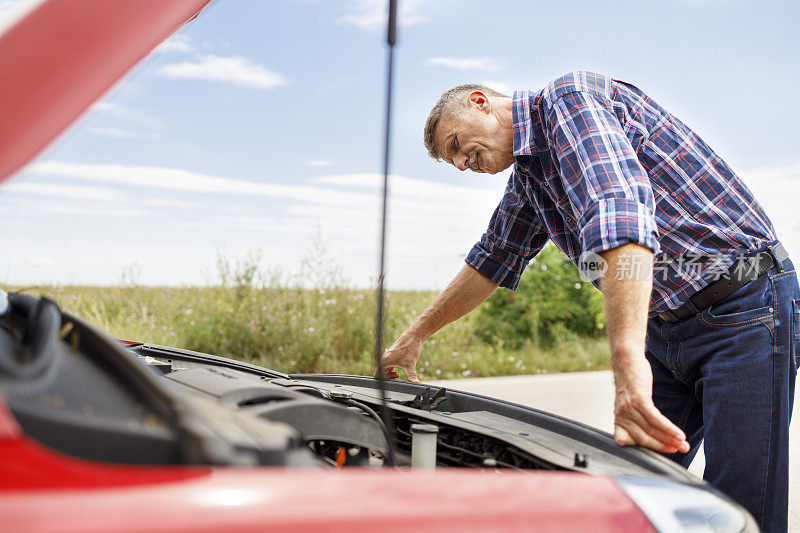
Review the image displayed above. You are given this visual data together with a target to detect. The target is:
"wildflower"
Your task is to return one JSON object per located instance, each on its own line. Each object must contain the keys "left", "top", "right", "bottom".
{"left": 462, "top": 370, "right": 472, "bottom": 376}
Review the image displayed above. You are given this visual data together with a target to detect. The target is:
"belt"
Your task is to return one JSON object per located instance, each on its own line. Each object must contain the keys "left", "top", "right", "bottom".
{"left": 657, "top": 242, "right": 789, "bottom": 324}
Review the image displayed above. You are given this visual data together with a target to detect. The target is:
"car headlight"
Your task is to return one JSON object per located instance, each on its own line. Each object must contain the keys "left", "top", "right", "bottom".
{"left": 615, "top": 476, "right": 758, "bottom": 533}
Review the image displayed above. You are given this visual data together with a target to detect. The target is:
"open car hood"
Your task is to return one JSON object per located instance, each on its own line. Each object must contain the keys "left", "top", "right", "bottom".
{"left": 0, "top": 0, "right": 212, "bottom": 183}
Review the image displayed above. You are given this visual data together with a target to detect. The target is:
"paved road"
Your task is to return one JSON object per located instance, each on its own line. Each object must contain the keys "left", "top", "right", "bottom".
{"left": 429, "top": 370, "right": 800, "bottom": 531}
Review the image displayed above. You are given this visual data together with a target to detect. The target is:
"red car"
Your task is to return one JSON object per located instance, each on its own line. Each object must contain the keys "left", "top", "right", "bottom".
{"left": 0, "top": 2, "right": 757, "bottom": 532}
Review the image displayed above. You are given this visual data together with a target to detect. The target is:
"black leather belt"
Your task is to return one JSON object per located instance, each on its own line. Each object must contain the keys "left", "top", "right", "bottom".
{"left": 657, "top": 242, "right": 788, "bottom": 324}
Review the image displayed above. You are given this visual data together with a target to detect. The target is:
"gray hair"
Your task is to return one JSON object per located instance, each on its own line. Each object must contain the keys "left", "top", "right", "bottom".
{"left": 423, "top": 84, "right": 508, "bottom": 160}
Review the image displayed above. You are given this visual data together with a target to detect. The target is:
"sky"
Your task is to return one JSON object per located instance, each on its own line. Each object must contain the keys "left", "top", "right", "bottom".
{"left": 1, "top": 0, "right": 799, "bottom": 290}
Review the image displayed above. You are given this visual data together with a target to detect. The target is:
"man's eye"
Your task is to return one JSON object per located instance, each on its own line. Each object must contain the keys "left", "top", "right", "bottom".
{"left": 451, "top": 139, "right": 458, "bottom": 153}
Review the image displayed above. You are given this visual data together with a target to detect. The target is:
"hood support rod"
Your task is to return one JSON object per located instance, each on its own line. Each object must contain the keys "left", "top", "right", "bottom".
{"left": 372, "top": 0, "right": 399, "bottom": 467}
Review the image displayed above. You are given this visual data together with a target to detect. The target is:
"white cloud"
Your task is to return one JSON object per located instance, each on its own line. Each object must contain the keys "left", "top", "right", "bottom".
{"left": 313, "top": 173, "right": 500, "bottom": 209}
{"left": 155, "top": 55, "right": 289, "bottom": 89}
{"left": 9, "top": 161, "right": 504, "bottom": 288}
{"left": 480, "top": 80, "right": 513, "bottom": 95}
{"left": 27, "top": 161, "right": 368, "bottom": 206}
{"left": 425, "top": 57, "right": 504, "bottom": 71}
{"left": 338, "top": 0, "right": 426, "bottom": 32}
{"left": 89, "top": 126, "right": 158, "bottom": 139}
{"left": 4, "top": 196, "right": 148, "bottom": 218}
{"left": 306, "top": 160, "right": 332, "bottom": 167}
{"left": 143, "top": 198, "right": 201, "bottom": 209}
{"left": 90, "top": 102, "right": 121, "bottom": 113}
{"left": 2, "top": 181, "right": 124, "bottom": 202}
{"left": 154, "top": 33, "right": 193, "bottom": 54}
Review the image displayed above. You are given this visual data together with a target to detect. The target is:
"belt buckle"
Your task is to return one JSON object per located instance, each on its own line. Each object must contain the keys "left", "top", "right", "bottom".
{"left": 767, "top": 242, "right": 787, "bottom": 272}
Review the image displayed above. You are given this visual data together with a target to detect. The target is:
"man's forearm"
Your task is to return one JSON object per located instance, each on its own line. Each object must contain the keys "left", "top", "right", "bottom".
{"left": 600, "top": 243, "right": 689, "bottom": 453}
{"left": 599, "top": 244, "right": 652, "bottom": 368}
{"left": 379, "top": 264, "right": 498, "bottom": 381}
{"left": 406, "top": 264, "right": 498, "bottom": 341}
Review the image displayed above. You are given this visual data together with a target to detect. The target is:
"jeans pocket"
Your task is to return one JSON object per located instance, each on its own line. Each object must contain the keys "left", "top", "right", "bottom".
{"left": 700, "top": 275, "right": 774, "bottom": 327}
{"left": 792, "top": 300, "right": 800, "bottom": 370}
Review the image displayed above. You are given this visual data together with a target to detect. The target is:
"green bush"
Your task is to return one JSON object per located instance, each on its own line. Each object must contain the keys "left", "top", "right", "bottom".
{"left": 473, "top": 245, "right": 606, "bottom": 348}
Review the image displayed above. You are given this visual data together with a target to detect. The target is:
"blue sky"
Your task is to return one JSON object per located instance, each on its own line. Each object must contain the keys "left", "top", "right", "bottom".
{"left": 1, "top": 0, "right": 798, "bottom": 289}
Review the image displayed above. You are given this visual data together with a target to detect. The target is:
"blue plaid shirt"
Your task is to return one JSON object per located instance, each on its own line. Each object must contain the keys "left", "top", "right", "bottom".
{"left": 466, "top": 71, "right": 776, "bottom": 314}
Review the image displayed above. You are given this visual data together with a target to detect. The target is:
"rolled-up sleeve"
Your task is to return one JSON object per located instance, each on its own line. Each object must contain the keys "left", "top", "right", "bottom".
{"left": 466, "top": 172, "right": 548, "bottom": 290}
{"left": 546, "top": 91, "right": 660, "bottom": 255}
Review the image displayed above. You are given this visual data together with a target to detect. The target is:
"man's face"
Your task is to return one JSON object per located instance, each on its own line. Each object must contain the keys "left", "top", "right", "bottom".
{"left": 434, "top": 92, "right": 515, "bottom": 175}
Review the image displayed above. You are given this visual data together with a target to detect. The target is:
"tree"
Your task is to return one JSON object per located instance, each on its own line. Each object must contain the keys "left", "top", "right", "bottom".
{"left": 474, "top": 244, "right": 605, "bottom": 348}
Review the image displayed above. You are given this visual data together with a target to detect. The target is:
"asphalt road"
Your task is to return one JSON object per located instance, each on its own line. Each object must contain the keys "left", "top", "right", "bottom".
{"left": 429, "top": 370, "right": 800, "bottom": 532}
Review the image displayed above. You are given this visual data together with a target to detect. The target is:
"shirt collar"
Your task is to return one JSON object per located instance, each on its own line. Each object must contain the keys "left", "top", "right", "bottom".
{"left": 512, "top": 90, "right": 546, "bottom": 156}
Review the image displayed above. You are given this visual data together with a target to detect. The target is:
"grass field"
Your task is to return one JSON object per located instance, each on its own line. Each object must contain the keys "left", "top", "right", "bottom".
{"left": 21, "top": 281, "right": 609, "bottom": 380}
{"left": 12, "top": 247, "right": 609, "bottom": 379}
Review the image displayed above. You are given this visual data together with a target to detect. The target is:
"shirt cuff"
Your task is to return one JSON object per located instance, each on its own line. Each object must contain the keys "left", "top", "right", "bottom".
{"left": 578, "top": 198, "right": 661, "bottom": 255}
{"left": 465, "top": 234, "right": 529, "bottom": 291}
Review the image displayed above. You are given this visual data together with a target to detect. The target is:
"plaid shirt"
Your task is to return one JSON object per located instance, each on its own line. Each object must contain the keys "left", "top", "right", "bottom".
{"left": 466, "top": 71, "right": 776, "bottom": 314}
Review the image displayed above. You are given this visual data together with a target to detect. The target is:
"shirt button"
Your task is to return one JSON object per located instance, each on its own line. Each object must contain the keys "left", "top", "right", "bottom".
{"left": 769, "top": 307, "right": 774, "bottom": 313}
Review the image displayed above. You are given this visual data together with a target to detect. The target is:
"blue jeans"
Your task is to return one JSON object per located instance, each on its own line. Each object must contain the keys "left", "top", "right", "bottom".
{"left": 646, "top": 243, "right": 799, "bottom": 533}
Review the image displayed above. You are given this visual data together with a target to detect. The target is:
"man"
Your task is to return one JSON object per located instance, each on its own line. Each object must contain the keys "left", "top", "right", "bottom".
{"left": 379, "top": 71, "right": 799, "bottom": 532}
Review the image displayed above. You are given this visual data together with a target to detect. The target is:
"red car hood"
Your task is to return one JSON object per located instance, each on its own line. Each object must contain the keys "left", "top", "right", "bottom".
{"left": 0, "top": 442, "right": 652, "bottom": 533}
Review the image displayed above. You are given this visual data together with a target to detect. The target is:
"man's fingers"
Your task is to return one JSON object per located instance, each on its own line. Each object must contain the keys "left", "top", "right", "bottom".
{"left": 634, "top": 402, "right": 690, "bottom": 452}
{"left": 374, "top": 364, "right": 397, "bottom": 379}
{"left": 616, "top": 421, "right": 677, "bottom": 453}
{"left": 616, "top": 396, "right": 690, "bottom": 453}
{"left": 615, "top": 412, "right": 689, "bottom": 453}
{"left": 640, "top": 403, "right": 687, "bottom": 442}
{"left": 625, "top": 406, "right": 687, "bottom": 448}
{"left": 614, "top": 426, "right": 635, "bottom": 447}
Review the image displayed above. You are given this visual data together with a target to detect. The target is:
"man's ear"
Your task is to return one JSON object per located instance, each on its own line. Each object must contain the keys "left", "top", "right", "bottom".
{"left": 467, "top": 91, "right": 491, "bottom": 114}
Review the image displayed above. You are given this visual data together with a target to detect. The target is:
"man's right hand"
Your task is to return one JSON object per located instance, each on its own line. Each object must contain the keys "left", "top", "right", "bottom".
{"left": 372, "top": 264, "right": 498, "bottom": 384}
{"left": 375, "top": 334, "right": 423, "bottom": 383}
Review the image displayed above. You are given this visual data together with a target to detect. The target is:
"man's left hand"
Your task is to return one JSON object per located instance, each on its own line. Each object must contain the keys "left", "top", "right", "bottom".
{"left": 612, "top": 351, "right": 690, "bottom": 453}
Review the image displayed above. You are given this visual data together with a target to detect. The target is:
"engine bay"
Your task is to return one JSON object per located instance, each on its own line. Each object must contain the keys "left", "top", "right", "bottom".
{"left": 0, "top": 292, "right": 695, "bottom": 482}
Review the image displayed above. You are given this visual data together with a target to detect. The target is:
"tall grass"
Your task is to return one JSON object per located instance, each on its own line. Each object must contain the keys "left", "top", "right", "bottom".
{"left": 17, "top": 247, "right": 609, "bottom": 379}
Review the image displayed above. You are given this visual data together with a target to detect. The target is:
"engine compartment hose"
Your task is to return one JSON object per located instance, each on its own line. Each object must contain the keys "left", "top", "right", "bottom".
{"left": 1, "top": 293, "right": 61, "bottom": 378}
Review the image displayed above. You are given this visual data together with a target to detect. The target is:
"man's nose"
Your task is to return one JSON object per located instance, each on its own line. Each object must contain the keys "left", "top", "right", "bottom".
{"left": 454, "top": 153, "right": 468, "bottom": 171}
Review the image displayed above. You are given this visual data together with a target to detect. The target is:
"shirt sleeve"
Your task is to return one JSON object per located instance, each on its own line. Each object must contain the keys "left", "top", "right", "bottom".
{"left": 465, "top": 171, "right": 549, "bottom": 290}
{"left": 545, "top": 91, "right": 660, "bottom": 256}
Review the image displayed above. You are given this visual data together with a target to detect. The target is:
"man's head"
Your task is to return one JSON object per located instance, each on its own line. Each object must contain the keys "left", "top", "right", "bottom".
{"left": 423, "top": 84, "right": 515, "bottom": 174}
